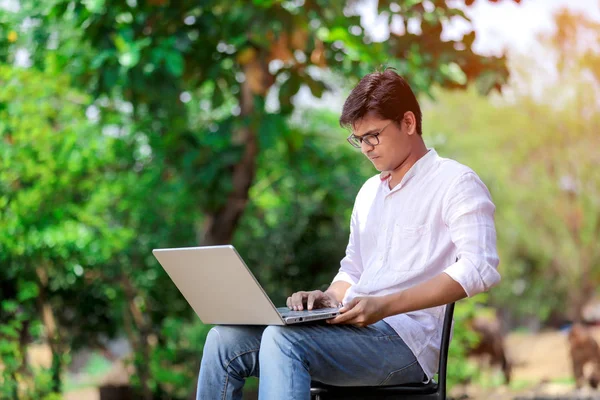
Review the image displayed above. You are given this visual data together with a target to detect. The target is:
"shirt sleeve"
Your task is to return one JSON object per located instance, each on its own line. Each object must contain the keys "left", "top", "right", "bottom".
{"left": 442, "top": 172, "right": 501, "bottom": 297}
{"left": 332, "top": 202, "right": 363, "bottom": 286}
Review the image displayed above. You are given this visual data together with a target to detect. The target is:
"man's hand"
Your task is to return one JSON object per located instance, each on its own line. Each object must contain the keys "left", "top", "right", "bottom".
{"left": 327, "top": 296, "right": 388, "bottom": 327}
{"left": 286, "top": 290, "right": 340, "bottom": 311}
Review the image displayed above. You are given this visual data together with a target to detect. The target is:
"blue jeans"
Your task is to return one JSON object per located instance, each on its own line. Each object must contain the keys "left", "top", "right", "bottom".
{"left": 196, "top": 320, "right": 425, "bottom": 400}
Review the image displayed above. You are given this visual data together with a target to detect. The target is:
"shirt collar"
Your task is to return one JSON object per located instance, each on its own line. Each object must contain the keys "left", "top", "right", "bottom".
{"left": 380, "top": 148, "right": 438, "bottom": 189}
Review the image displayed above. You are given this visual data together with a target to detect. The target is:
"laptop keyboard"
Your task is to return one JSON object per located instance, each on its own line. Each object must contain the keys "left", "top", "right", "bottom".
{"left": 277, "top": 307, "right": 340, "bottom": 317}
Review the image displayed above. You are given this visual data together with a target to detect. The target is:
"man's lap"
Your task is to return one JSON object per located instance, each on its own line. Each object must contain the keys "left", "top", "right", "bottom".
{"left": 207, "top": 320, "right": 424, "bottom": 386}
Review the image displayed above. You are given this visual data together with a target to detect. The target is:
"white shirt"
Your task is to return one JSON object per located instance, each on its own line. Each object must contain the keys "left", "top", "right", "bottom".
{"left": 332, "top": 148, "right": 501, "bottom": 381}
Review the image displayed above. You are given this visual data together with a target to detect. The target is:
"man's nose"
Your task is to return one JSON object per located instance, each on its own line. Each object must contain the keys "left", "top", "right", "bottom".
{"left": 361, "top": 140, "right": 374, "bottom": 154}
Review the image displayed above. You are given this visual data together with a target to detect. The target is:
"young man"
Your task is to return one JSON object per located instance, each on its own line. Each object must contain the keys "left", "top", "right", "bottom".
{"left": 196, "top": 69, "right": 501, "bottom": 399}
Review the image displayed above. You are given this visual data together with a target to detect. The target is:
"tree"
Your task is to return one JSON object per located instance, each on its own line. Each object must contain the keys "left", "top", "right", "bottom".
{"left": 0, "top": 61, "right": 208, "bottom": 399}
{"left": 508, "top": 9, "right": 600, "bottom": 323}
{"left": 0, "top": 65, "right": 134, "bottom": 397}
{"left": 0, "top": 1, "right": 526, "bottom": 397}
{"left": 423, "top": 8, "right": 600, "bottom": 327}
{"left": 4, "top": 0, "right": 520, "bottom": 246}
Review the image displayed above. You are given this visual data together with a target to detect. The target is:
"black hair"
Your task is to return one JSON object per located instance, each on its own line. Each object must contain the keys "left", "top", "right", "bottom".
{"left": 340, "top": 68, "right": 422, "bottom": 135}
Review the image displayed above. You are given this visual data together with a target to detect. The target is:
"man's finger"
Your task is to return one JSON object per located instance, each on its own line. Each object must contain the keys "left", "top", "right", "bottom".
{"left": 339, "top": 298, "right": 359, "bottom": 313}
{"left": 291, "top": 291, "right": 307, "bottom": 310}
{"left": 291, "top": 293, "right": 301, "bottom": 310}
{"left": 286, "top": 297, "right": 292, "bottom": 309}
{"left": 307, "top": 292, "right": 319, "bottom": 310}
{"left": 328, "top": 307, "right": 359, "bottom": 325}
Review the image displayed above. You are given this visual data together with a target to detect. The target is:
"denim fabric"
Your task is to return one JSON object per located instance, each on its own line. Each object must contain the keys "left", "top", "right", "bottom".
{"left": 197, "top": 320, "right": 425, "bottom": 400}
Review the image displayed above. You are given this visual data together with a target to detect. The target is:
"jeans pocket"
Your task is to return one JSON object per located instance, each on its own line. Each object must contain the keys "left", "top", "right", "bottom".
{"left": 379, "top": 360, "right": 425, "bottom": 386}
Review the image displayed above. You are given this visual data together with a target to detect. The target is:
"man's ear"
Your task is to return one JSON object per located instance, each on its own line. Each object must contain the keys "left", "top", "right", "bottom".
{"left": 403, "top": 112, "right": 417, "bottom": 136}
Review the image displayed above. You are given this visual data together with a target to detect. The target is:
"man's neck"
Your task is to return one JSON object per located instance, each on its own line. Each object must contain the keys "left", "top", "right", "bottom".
{"left": 388, "top": 144, "right": 429, "bottom": 190}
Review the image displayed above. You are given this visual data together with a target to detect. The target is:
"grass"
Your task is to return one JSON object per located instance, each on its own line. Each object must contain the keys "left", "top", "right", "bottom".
{"left": 509, "top": 379, "right": 534, "bottom": 391}
{"left": 468, "top": 369, "right": 576, "bottom": 393}
{"left": 549, "top": 376, "right": 575, "bottom": 385}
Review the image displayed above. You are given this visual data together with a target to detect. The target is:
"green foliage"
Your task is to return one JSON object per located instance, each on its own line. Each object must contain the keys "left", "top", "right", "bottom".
{"left": 447, "top": 296, "right": 489, "bottom": 388}
{"left": 146, "top": 319, "right": 212, "bottom": 398}
{"left": 237, "top": 109, "right": 370, "bottom": 302}
{"left": 424, "top": 32, "right": 600, "bottom": 325}
{"left": 0, "top": 0, "right": 524, "bottom": 398}
{"left": 0, "top": 64, "right": 123, "bottom": 397}
{"left": 0, "top": 307, "right": 23, "bottom": 398}
{"left": 0, "top": 289, "right": 59, "bottom": 400}
{"left": 1, "top": 0, "right": 517, "bottom": 240}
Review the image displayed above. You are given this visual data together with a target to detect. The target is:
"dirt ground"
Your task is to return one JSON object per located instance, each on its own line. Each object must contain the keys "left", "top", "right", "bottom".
{"left": 507, "top": 325, "right": 600, "bottom": 384}
{"left": 26, "top": 326, "right": 600, "bottom": 400}
{"left": 451, "top": 326, "right": 600, "bottom": 399}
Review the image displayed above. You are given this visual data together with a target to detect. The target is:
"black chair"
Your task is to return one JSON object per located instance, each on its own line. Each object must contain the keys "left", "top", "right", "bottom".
{"left": 310, "top": 302, "right": 455, "bottom": 400}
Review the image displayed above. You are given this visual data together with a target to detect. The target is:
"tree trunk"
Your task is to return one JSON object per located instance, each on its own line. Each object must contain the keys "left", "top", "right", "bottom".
{"left": 35, "top": 266, "right": 63, "bottom": 394}
{"left": 200, "top": 65, "right": 259, "bottom": 245}
{"left": 122, "top": 275, "right": 153, "bottom": 400}
{"left": 17, "top": 318, "right": 31, "bottom": 377}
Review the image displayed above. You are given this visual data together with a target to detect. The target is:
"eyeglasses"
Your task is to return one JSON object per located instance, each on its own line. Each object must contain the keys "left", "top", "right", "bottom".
{"left": 346, "top": 121, "right": 394, "bottom": 149}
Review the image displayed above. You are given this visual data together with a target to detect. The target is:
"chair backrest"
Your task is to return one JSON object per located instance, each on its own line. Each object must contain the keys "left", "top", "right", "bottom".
{"left": 436, "top": 302, "right": 455, "bottom": 397}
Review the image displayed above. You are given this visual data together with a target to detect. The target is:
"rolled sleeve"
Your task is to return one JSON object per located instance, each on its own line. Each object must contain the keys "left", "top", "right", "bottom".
{"left": 332, "top": 203, "right": 363, "bottom": 286}
{"left": 442, "top": 172, "right": 501, "bottom": 297}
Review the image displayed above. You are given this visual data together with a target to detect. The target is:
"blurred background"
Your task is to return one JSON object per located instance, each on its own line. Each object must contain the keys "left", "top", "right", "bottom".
{"left": 1, "top": 0, "right": 600, "bottom": 399}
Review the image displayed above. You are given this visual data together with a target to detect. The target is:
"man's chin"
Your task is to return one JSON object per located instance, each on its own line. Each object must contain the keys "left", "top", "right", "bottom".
{"left": 371, "top": 161, "right": 386, "bottom": 172}
{"left": 370, "top": 159, "right": 382, "bottom": 170}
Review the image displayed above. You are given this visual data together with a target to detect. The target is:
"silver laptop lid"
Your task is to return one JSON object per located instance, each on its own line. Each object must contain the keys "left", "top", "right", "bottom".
{"left": 152, "top": 245, "right": 284, "bottom": 325}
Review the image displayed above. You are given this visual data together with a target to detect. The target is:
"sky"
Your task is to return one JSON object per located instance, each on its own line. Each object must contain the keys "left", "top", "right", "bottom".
{"left": 466, "top": 0, "right": 600, "bottom": 56}
{"left": 358, "top": 0, "right": 600, "bottom": 56}
{"left": 299, "top": 0, "right": 600, "bottom": 110}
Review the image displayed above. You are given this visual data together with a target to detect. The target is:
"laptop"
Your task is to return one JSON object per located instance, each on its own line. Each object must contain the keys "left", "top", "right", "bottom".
{"left": 152, "top": 245, "right": 341, "bottom": 325}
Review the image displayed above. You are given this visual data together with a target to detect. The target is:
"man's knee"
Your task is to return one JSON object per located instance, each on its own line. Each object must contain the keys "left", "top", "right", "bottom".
{"left": 203, "top": 327, "right": 224, "bottom": 361}
{"left": 201, "top": 326, "right": 262, "bottom": 383}
{"left": 204, "top": 326, "right": 247, "bottom": 358}
{"left": 260, "top": 326, "right": 300, "bottom": 358}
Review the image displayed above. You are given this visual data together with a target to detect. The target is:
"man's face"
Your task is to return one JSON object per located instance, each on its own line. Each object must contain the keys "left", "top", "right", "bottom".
{"left": 351, "top": 112, "right": 416, "bottom": 172}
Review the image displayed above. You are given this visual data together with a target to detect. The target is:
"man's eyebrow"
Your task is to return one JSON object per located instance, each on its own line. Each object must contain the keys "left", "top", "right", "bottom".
{"left": 352, "top": 128, "right": 379, "bottom": 138}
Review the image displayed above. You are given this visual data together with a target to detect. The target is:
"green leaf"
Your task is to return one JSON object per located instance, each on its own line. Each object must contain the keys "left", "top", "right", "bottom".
{"left": 82, "top": 0, "right": 105, "bottom": 13}
{"left": 252, "top": 0, "right": 277, "bottom": 7}
{"left": 404, "top": 0, "right": 422, "bottom": 8}
{"left": 475, "top": 71, "right": 500, "bottom": 94}
{"left": 1, "top": 300, "right": 18, "bottom": 313}
{"left": 279, "top": 74, "right": 301, "bottom": 114}
{"left": 0, "top": 325, "right": 19, "bottom": 339}
{"left": 165, "top": 51, "right": 184, "bottom": 77}
{"left": 17, "top": 280, "right": 39, "bottom": 302}
{"left": 90, "top": 50, "right": 114, "bottom": 69}
{"left": 305, "top": 76, "right": 326, "bottom": 98}
{"left": 102, "top": 68, "right": 118, "bottom": 89}
{"left": 212, "top": 84, "right": 225, "bottom": 108}
{"left": 440, "top": 62, "right": 467, "bottom": 85}
{"left": 327, "top": 26, "right": 349, "bottom": 42}
{"left": 119, "top": 50, "right": 140, "bottom": 68}
{"left": 113, "top": 34, "right": 129, "bottom": 53}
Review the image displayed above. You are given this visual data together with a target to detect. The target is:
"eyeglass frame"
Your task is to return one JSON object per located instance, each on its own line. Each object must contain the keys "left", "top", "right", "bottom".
{"left": 346, "top": 120, "right": 395, "bottom": 149}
